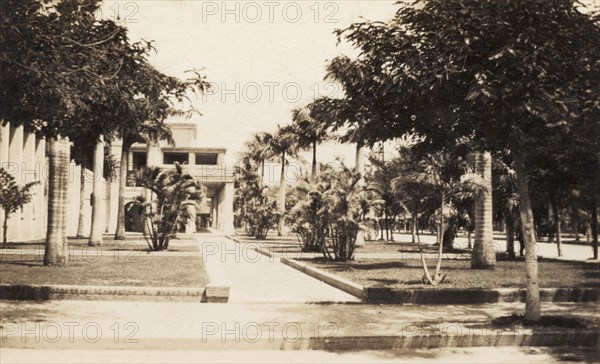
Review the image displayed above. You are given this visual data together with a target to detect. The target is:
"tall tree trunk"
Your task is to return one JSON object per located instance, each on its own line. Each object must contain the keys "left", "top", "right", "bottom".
{"left": 506, "top": 208, "right": 516, "bottom": 259}
{"left": 547, "top": 203, "right": 554, "bottom": 243}
{"left": 356, "top": 143, "right": 365, "bottom": 187}
{"left": 513, "top": 148, "right": 541, "bottom": 322}
{"left": 3, "top": 213, "right": 8, "bottom": 246}
{"left": 439, "top": 191, "right": 444, "bottom": 245}
{"left": 551, "top": 199, "right": 563, "bottom": 257}
{"left": 421, "top": 191, "right": 445, "bottom": 285}
{"left": 592, "top": 160, "right": 598, "bottom": 260}
{"left": 592, "top": 190, "right": 598, "bottom": 260}
{"left": 467, "top": 228, "right": 472, "bottom": 250}
{"left": 89, "top": 138, "right": 104, "bottom": 246}
{"left": 76, "top": 164, "right": 87, "bottom": 238}
{"left": 311, "top": 140, "right": 317, "bottom": 182}
{"left": 411, "top": 214, "right": 417, "bottom": 244}
{"left": 385, "top": 211, "right": 389, "bottom": 241}
{"left": 571, "top": 206, "right": 580, "bottom": 242}
{"left": 472, "top": 152, "right": 496, "bottom": 269}
{"left": 277, "top": 150, "right": 286, "bottom": 236}
{"left": 114, "top": 144, "right": 129, "bottom": 240}
{"left": 44, "top": 137, "right": 70, "bottom": 266}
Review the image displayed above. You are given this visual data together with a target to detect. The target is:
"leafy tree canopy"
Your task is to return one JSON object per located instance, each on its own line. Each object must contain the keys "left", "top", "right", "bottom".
{"left": 326, "top": 0, "right": 600, "bottom": 159}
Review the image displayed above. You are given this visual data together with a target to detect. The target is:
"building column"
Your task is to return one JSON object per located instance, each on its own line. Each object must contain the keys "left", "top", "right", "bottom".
{"left": 218, "top": 183, "right": 234, "bottom": 235}
{"left": 21, "top": 131, "right": 36, "bottom": 241}
{"left": 0, "top": 123, "right": 9, "bottom": 168}
{"left": 185, "top": 204, "right": 196, "bottom": 234}
{"left": 211, "top": 197, "right": 218, "bottom": 229}
{"left": 0, "top": 122, "right": 10, "bottom": 243}
{"left": 143, "top": 142, "right": 161, "bottom": 235}
{"left": 34, "top": 136, "right": 47, "bottom": 240}
{"left": 6, "top": 125, "right": 24, "bottom": 242}
{"left": 146, "top": 141, "right": 161, "bottom": 167}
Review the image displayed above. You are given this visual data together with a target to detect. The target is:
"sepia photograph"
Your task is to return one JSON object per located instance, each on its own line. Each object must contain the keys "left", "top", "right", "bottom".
{"left": 0, "top": 0, "right": 599, "bottom": 363}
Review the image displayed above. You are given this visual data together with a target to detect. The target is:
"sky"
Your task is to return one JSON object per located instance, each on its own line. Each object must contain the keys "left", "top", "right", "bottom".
{"left": 99, "top": 0, "right": 399, "bottom": 167}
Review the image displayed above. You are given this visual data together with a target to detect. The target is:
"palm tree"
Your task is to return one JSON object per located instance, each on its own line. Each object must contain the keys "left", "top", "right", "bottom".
{"left": 244, "top": 132, "right": 274, "bottom": 186}
{"left": 114, "top": 122, "right": 174, "bottom": 240}
{"left": 366, "top": 156, "right": 408, "bottom": 241}
{"left": 291, "top": 105, "right": 329, "bottom": 182}
{"left": 471, "top": 152, "right": 496, "bottom": 269}
{"left": 88, "top": 137, "right": 105, "bottom": 246}
{"left": 44, "top": 137, "right": 71, "bottom": 266}
{"left": 268, "top": 126, "right": 298, "bottom": 236}
{"left": 76, "top": 164, "right": 88, "bottom": 238}
{"left": 133, "top": 163, "right": 205, "bottom": 251}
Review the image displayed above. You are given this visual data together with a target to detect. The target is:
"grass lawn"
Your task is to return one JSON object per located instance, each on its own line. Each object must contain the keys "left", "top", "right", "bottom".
{"left": 1, "top": 236, "right": 199, "bottom": 253}
{"left": 305, "top": 257, "right": 600, "bottom": 289}
{"left": 354, "top": 241, "right": 461, "bottom": 254}
{"left": 0, "top": 254, "right": 207, "bottom": 287}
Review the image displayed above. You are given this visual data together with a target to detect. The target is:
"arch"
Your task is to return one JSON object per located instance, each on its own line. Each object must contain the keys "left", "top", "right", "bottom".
{"left": 124, "top": 202, "right": 144, "bottom": 233}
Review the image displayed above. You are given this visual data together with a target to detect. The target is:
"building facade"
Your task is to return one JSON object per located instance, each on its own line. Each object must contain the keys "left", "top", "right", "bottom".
{"left": 0, "top": 122, "right": 234, "bottom": 243}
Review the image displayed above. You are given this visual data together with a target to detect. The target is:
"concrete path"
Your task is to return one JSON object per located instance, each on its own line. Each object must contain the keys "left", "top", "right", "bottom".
{"left": 197, "top": 232, "right": 360, "bottom": 303}
{"left": 1, "top": 299, "right": 598, "bottom": 349}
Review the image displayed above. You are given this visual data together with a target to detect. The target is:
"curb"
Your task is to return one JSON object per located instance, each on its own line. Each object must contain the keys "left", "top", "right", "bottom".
{"left": 366, "top": 286, "right": 600, "bottom": 304}
{"left": 1, "top": 330, "right": 598, "bottom": 351}
{"left": 253, "top": 246, "right": 276, "bottom": 259}
{"left": 280, "top": 257, "right": 365, "bottom": 299}
{"left": 226, "top": 235, "right": 242, "bottom": 244}
{"left": 279, "top": 257, "right": 600, "bottom": 305}
{"left": 199, "top": 239, "right": 232, "bottom": 303}
{"left": 0, "top": 284, "right": 204, "bottom": 301}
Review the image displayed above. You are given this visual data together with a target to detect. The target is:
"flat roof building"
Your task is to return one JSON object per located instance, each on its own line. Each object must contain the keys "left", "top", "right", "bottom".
{"left": 0, "top": 121, "right": 234, "bottom": 244}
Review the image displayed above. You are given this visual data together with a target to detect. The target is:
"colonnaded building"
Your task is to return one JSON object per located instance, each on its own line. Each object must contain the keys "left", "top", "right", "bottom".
{"left": 0, "top": 122, "right": 235, "bottom": 243}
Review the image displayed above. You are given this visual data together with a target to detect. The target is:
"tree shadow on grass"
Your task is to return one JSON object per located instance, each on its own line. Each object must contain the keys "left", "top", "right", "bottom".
{"left": 334, "top": 261, "right": 408, "bottom": 271}
{"left": 368, "top": 278, "right": 400, "bottom": 286}
{"left": 0, "top": 261, "right": 44, "bottom": 267}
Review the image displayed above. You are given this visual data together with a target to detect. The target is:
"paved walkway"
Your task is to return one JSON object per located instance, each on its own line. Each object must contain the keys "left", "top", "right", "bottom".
{"left": 1, "top": 299, "right": 598, "bottom": 349}
{"left": 196, "top": 232, "right": 360, "bottom": 303}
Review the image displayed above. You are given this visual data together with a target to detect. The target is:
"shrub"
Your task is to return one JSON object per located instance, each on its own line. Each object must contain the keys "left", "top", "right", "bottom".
{"left": 323, "top": 217, "right": 359, "bottom": 261}
{"left": 290, "top": 163, "right": 364, "bottom": 261}
{"left": 248, "top": 200, "right": 279, "bottom": 239}
{"left": 290, "top": 190, "right": 327, "bottom": 252}
{"left": 0, "top": 168, "right": 38, "bottom": 246}
{"left": 134, "top": 163, "right": 205, "bottom": 251}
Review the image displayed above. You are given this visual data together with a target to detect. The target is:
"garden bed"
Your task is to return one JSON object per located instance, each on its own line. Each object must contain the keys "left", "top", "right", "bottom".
{"left": 0, "top": 254, "right": 207, "bottom": 287}
{"left": 354, "top": 241, "right": 471, "bottom": 255}
{"left": 304, "top": 257, "right": 600, "bottom": 289}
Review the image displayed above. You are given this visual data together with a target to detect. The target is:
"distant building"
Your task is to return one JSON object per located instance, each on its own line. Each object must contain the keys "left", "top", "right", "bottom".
{"left": 0, "top": 122, "right": 234, "bottom": 243}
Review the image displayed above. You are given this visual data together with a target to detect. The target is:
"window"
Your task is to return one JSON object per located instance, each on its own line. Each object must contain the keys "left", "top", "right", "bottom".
{"left": 132, "top": 152, "right": 147, "bottom": 170}
{"left": 163, "top": 152, "right": 189, "bottom": 165}
{"left": 195, "top": 153, "right": 218, "bottom": 165}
